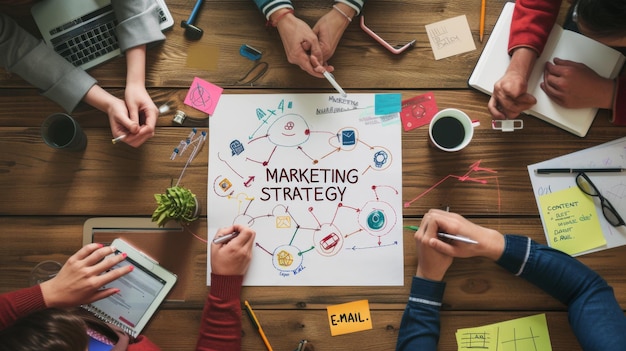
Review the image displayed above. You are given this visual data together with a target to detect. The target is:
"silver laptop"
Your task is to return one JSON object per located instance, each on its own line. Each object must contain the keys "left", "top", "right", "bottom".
{"left": 31, "top": 0, "right": 174, "bottom": 70}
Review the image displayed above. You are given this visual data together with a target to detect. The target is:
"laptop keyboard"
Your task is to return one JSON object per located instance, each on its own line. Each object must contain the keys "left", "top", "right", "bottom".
{"left": 48, "top": 4, "right": 168, "bottom": 68}
{"left": 50, "top": 9, "right": 119, "bottom": 67}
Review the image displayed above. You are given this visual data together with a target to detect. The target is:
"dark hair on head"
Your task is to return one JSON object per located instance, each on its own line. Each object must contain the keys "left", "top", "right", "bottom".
{"left": 0, "top": 308, "right": 89, "bottom": 351}
{"left": 576, "top": 0, "right": 626, "bottom": 39}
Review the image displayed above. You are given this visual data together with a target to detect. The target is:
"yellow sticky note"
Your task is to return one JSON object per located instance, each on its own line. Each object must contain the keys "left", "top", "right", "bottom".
{"left": 456, "top": 314, "right": 552, "bottom": 351}
{"left": 538, "top": 186, "right": 606, "bottom": 255}
{"left": 456, "top": 326, "right": 497, "bottom": 350}
{"left": 327, "top": 300, "right": 373, "bottom": 336}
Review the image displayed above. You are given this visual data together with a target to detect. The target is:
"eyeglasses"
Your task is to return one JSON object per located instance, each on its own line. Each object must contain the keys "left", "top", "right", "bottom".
{"left": 576, "top": 172, "right": 625, "bottom": 226}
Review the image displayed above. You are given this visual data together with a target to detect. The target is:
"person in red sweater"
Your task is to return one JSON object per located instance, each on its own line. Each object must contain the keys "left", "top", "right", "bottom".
{"left": 0, "top": 224, "right": 256, "bottom": 351}
{"left": 489, "top": 0, "right": 626, "bottom": 125}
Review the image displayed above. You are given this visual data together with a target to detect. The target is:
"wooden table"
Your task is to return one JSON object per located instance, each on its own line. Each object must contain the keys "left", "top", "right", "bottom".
{"left": 1, "top": 1, "right": 624, "bottom": 350}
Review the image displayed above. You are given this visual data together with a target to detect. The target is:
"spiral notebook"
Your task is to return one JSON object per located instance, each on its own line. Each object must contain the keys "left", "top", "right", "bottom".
{"left": 81, "top": 238, "right": 177, "bottom": 338}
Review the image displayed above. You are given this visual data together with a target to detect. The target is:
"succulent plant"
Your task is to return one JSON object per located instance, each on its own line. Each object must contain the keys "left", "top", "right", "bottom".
{"left": 152, "top": 186, "right": 199, "bottom": 227}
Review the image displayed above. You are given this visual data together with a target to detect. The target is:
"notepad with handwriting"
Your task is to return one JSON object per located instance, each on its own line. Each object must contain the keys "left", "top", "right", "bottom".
{"left": 469, "top": 2, "right": 626, "bottom": 137}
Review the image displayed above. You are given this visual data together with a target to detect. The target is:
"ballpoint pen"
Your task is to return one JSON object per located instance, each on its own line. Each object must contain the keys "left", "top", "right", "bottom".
{"left": 535, "top": 168, "right": 626, "bottom": 174}
{"left": 403, "top": 226, "right": 479, "bottom": 244}
{"left": 212, "top": 232, "right": 239, "bottom": 244}
{"left": 322, "top": 70, "right": 347, "bottom": 97}
{"left": 244, "top": 300, "right": 273, "bottom": 351}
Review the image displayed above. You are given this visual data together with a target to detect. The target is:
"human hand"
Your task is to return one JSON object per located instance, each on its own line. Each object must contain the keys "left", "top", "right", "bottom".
{"left": 412, "top": 218, "right": 453, "bottom": 281}
{"left": 211, "top": 225, "right": 256, "bottom": 276}
{"left": 82, "top": 85, "right": 141, "bottom": 143}
{"left": 275, "top": 12, "right": 329, "bottom": 77}
{"left": 417, "top": 209, "right": 505, "bottom": 262}
{"left": 488, "top": 47, "right": 537, "bottom": 119}
{"left": 39, "top": 243, "right": 133, "bottom": 308}
{"left": 104, "top": 96, "right": 140, "bottom": 144}
{"left": 488, "top": 70, "right": 537, "bottom": 120}
{"left": 540, "top": 57, "right": 615, "bottom": 109}
{"left": 312, "top": 4, "right": 354, "bottom": 66}
{"left": 123, "top": 83, "right": 158, "bottom": 147}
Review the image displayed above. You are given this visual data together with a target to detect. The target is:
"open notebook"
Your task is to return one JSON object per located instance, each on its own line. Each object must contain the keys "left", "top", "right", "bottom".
{"left": 469, "top": 2, "right": 625, "bottom": 137}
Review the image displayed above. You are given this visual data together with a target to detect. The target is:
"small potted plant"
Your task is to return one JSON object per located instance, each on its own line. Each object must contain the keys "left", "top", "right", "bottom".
{"left": 152, "top": 185, "right": 199, "bottom": 227}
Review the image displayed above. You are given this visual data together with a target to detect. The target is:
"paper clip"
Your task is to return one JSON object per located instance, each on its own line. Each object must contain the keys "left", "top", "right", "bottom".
{"left": 492, "top": 119, "right": 523, "bottom": 132}
{"left": 360, "top": 16, "right": 415, "bottom": 54}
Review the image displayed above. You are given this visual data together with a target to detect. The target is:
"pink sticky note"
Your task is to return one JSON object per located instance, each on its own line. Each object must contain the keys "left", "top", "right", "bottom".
{"left": 400, "top": 92, "right": 438, "bottom": 131}
{"left": 184, "top": 77, "right": 224, "bottom": 115}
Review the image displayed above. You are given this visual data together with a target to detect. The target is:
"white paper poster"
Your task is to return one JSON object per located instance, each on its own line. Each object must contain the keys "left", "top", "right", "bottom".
{"left": 207, "top": 93, "right": 404, "bottom": 286}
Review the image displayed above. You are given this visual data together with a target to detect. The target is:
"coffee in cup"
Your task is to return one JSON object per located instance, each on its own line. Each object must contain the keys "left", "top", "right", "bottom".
{"left": 41, "top": 113, "right": 87, "bottom": 151}
{"left": 428, "top": 108, "right": 478, "bottom": 152}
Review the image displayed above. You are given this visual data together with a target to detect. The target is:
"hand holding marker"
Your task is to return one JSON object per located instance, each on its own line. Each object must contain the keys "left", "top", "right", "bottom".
{"left": 404, "top": 225, "right": 478, "bottom": 245}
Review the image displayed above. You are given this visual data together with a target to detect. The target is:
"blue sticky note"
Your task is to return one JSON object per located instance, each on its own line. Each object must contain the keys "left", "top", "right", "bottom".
{"left": 375, "top": 94, "right": 402, "bottom": 115}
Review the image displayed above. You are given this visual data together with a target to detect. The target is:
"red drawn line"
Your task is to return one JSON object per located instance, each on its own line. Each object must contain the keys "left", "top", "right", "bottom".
{"left": 320, "top": 147, "right": 341, "bottom": 160}
{"left": 248, "top": 134, "right": 269, "bottom": 143}
{"left": 265, "top": 145, "right": 277, "bottom": 165}
{"left": 404, "top": 161, "right": 500, "bottom": 209}
{"left": 298, "top": 146, "right": 316, "bottom": 161}
{"left": 218, "top": 152, "right": 243, "bottom": 179}
{"left": 329, "top": 203, "right": 343, "bottom": 226}
{"left": 404, "top": 174, "right": 453, "bottom": 207}
{"left": 308, "top": 207, "right": 321, "bottom": 227}
{"left": 372, "top": 185, "right": 399, "bottom": 200}
{"left": 344, "top": 228, "right": 363, "bottom": 238}
{"left": 255, "top": 243, "right": 273, "bottom": 256}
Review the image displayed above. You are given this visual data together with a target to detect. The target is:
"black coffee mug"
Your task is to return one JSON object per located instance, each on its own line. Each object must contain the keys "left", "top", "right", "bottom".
{"left": 41, "top": 113, "right": 87, "bottom": 151}
{"left": 428, "top": 108, "right": 478, "bottom": 152}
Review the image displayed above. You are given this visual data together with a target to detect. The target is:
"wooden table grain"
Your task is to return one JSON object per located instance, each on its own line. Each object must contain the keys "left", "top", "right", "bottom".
{"left": 1, "top": 1, "right": 624, "bottom": 350}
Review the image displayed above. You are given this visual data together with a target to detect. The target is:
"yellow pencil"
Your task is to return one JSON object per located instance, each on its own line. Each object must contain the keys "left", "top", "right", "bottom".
{"left": 244, "top": 300, "right": 273, "bottom": 351}
{"left": 479, "top": 0, "right": 486, "bottom": 42}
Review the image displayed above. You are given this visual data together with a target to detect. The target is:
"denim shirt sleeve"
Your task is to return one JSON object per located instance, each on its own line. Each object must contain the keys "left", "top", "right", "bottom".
{"left": 497, "top": 235, "right": 626, "bottom": 351}
{"left": 395, "top": 276, "right": 446, "bottom": 350}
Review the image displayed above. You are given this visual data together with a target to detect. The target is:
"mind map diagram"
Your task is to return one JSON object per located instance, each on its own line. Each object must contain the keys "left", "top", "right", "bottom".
{"left": 207, "top": 94, "right": 404, "bottom": 286}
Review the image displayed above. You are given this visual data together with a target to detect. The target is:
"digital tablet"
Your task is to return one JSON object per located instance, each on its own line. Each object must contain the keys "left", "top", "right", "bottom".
{"left": 83, "top": 217, "right": 194, "bottom": 301}
{"left": 81, "top": 238, "right": 177, "bottom": 338}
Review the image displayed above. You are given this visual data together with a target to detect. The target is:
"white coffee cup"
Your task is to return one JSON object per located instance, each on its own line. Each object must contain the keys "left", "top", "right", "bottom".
{"left": 428, "top": 108, "right": 479, "bottom": 152}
